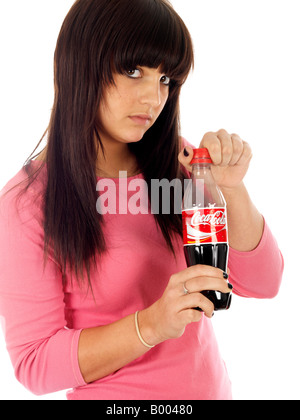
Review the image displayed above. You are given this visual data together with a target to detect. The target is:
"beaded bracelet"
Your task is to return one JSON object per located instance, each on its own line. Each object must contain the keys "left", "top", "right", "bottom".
{"left": 134, "top": 311, "right": 155, "bottom": 349}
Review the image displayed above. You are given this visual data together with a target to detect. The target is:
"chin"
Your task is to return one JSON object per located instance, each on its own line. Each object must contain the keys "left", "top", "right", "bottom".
{"left": 124, "top": 131, "right": 147, "bottom": 143}
{"left": 128, "top": 136, "right": 144, "bottom": 143}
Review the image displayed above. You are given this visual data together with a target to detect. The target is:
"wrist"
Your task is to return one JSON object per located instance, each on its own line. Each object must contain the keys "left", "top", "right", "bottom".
{"left": 220, "top": 182, "right": 245, "bottom": 198}
{"left": 138, "top": 307, "right": 164, "bottom": 347}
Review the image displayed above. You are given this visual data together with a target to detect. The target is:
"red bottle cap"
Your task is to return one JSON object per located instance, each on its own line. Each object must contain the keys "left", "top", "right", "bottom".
{"left": 191, "top": 148, "right": 212, "bottom": 164}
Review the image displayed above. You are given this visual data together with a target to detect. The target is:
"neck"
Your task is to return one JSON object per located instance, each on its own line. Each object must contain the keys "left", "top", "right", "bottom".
{"left": 95, "top": 137, "right": 139, "bottom": 178}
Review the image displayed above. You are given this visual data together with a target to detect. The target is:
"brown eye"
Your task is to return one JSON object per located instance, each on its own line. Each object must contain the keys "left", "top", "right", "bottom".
{"left": 160, "top": 75, "right": 171, "bottom": 86}
{"left": 125, "top": 69, "right": 141, "bottom": 78}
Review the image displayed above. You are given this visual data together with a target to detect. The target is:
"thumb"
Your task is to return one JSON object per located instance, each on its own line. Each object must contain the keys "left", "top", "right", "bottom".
{"left": 178, "top": 146, "right": 194, "bottom": 173}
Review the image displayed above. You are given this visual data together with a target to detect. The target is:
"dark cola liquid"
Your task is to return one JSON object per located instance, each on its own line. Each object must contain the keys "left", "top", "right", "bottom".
{"left": 184, "top": 244, "right": 231, "bottom": 311}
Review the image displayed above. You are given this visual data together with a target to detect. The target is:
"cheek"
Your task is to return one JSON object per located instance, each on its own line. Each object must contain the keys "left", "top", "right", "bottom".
{"left": 105, "top": 91, "right": 134, "bottom": 118}
{"left": 159, "top": 90, "right": 169, "bottom": 113}
{"left": 98, "top": 95, "right": 122, "bottom": 123}
{"left": 97, "top": 102, "right": 110, "bottom": 128}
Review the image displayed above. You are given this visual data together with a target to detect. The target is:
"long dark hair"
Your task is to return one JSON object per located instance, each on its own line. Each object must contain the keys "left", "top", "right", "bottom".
{"left": 24, "top": 0, "right": 194, "bottom": 287}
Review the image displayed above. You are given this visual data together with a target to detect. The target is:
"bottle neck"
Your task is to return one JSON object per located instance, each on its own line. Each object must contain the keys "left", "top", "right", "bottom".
{"left": 190, "top": 162, "right": 226, "bottom": 207}
{"left": 192, "top": 162, "right": 212, "bottom": 177}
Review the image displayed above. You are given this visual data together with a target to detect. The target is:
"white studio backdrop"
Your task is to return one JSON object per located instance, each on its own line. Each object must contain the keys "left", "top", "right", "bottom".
{"left": 0, "top": 0, "right": 299, "bottom": 400}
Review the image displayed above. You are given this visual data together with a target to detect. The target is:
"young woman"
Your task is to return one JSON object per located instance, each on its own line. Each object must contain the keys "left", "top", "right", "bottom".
{"left": 0, "top": 0, "right": 283, "bottom": 400}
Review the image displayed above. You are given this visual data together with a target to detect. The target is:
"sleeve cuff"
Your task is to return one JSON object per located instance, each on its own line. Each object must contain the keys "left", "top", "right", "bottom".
{"left": 70, "top": 329, "right": 87, "bottom": 387}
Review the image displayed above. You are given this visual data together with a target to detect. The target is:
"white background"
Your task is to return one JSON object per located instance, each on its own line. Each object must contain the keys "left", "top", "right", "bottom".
{"left": 0, "top": 0, "right": 299, "bottom": 400}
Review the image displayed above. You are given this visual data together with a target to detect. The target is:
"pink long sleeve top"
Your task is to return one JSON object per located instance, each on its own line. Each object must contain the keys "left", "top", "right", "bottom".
{"left": 0, "top": 161, "right": 283, "bottom": 400}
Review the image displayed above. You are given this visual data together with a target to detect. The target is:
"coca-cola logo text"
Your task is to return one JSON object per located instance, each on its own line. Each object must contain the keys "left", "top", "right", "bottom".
{"left": 182, "top": 208, "right": 228, "bottom": 245}
{"left": 191, "top": 210, "right": 226, "bottom": 227}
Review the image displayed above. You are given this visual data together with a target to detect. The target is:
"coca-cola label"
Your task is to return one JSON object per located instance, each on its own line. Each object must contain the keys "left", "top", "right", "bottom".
{"left": 182, "top": 207, "right": 228, "bottom": 245}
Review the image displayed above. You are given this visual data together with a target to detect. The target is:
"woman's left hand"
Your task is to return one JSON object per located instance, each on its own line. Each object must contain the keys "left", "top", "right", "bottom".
{"left": 178, "top": 129, "right": 253, "bottom": 190}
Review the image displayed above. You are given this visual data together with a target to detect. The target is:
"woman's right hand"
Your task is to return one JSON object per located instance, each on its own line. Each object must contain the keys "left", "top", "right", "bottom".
{"left": 138, "top": 265, "right": 232, "bottom": 346}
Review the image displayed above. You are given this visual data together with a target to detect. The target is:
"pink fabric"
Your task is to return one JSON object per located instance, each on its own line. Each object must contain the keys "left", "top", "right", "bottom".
{"left": 0, "top": 163, "right": 283, "bottom": 399}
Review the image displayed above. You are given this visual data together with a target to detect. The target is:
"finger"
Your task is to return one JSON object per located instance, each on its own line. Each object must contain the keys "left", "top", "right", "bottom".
{"left": 180, "top": 308, "right": 202, "bottom": 324}
{"left": 236, "top": 141, "right": 253, "bottom": 167}
{"left": 216, "top": 129, "right": 233, "bottom": 167}
{"left": 181, "top": 293, "right": 215, "bottom": 318}
{"left": 200, "top": 132, "right": 222, "bottom": 165}
{"left": 178, "top": 146, "right": 194, "bottom": 173}
{"left": 184, "top": 276, "right": 232, "bottom": 295}
{"left": 175, "top": 264, "right": 226, "bottom": 284}
{"left": 229, "top": 134, "right": 244, "bottom": 166}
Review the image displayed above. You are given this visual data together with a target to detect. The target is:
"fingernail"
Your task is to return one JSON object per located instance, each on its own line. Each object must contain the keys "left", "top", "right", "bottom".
{"left": 223, "top": 272, "right": 229, "bottom": 280}
{"left": 183, "top": 147, "right": 189, "bottom": 157}
{"left": 228, "top": 283, "right": 233, "bottom": 290}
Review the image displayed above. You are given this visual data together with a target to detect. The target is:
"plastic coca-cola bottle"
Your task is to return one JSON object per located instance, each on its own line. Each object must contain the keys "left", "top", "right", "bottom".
{"left": 182, "top": 148, "right": 232, "bottom": 311}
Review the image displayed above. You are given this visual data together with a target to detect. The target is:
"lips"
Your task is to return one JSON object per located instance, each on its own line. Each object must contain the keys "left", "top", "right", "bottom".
{"left": 129, "top": 114, "right": 152, "bottom": 126}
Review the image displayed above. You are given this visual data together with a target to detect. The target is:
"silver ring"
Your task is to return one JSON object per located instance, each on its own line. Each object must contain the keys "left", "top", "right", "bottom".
{"left": 183, "top": 282, "right": 190, "bottom": 295}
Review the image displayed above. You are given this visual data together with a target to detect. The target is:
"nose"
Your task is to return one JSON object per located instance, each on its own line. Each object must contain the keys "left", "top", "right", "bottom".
{"left": 139, "top": 79, "right": 162, "bottom": 108}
